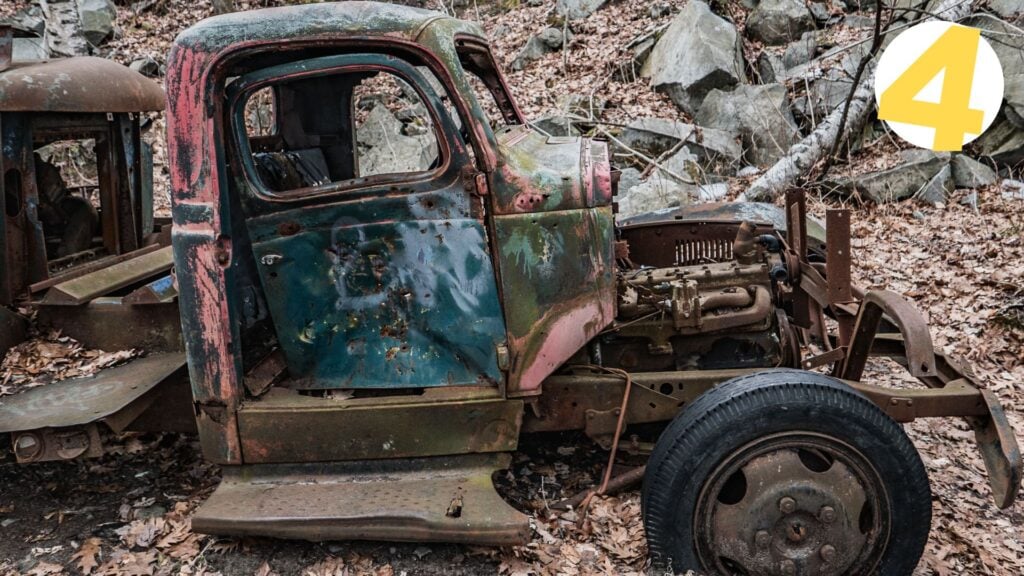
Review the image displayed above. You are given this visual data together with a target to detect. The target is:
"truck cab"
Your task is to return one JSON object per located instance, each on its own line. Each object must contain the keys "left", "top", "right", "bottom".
{"left": 164, "top": 3, "right": 1020, "bottom": 574}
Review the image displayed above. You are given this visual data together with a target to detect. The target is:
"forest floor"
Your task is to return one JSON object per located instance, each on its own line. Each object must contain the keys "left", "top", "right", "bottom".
{"left": 1, "top": 0, "right": 1022, "bottom": 575}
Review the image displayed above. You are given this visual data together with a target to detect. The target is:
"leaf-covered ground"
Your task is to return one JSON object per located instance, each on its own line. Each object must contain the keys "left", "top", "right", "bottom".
{"left": 1, "top": 0, "right": 1022, "bottom": 575}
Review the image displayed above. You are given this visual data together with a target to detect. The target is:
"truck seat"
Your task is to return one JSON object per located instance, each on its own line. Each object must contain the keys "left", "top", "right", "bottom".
{"left": 253, "top": 148, "right": 331, "bottom": 192}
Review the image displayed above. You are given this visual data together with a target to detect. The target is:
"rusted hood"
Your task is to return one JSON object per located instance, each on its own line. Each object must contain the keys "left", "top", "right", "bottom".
{"left": 0, "top": 56, "right": 165, "bottom": 112}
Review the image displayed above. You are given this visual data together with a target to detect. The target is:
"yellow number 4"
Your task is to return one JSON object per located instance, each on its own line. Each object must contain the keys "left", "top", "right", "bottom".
{"left": 878, "top": 25, "right": 984, "bottom": 151}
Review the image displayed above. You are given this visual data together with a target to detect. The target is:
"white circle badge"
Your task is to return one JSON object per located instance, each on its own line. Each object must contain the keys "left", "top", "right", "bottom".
{"left": 874, "top": 21, "right": 1004, "bottom": 151}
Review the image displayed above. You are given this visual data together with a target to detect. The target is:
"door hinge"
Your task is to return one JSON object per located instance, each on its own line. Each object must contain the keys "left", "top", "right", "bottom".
{"left": 496, "top": 344, "right": 510, "bottom": 371}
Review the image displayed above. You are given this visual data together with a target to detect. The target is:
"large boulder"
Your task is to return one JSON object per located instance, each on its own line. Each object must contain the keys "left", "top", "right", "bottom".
{"left": 973, "top": 114, "right": 1024, "bottom": 166}
{"left": 357, "top": 104, "right": 438, "bottom": 176}
{"left": 641, "top": 1, "right": 745, "bottom": 115}
{"left": 839, "top": 150, "right": 951, "bottom": 203}
{"left": 40, "top": 0, "right": 89, "bottom": 56}
{"left": 785, "top": 41, "right": 872, "bottom": 125}
{"left": 960, "top": 14, "right": 1023, "bottom": 79}
{"left": 951, "top": 155, "right": 998, "bottom": 189}
{"left": 1004, "top": 75, "right": 1024, "bottom": 128}
{"left": 616, "top": 118, "right": 743, "bottom": 174}
{"left": 13, "top": 37, "right": 48, "bottom": 61}
{"left": 617, "top": 174, "right": 727, "bottom": 218}
{"left": 77, "top": 0, "right": 117, "bottom": 47}
{"left": 747, "top": 0, "right": 816, "bottom": 45}
{"left": 695, "top": 83, "right": 801, "bottom": 167}
{"left": 989, "top": 0, "right": 1023, "bottom": 21}
{"left": 556, "top": 0, "right": 607, "bottom": 20}
{"left": 1, "top": 4, "right": 45, "bottom": 37}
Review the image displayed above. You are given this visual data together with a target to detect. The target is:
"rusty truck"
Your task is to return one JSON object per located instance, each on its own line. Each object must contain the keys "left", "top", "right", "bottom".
{"left": 0, "top": 26, "right": 195, "bottom": 461}
{"left": 0, "top": 3, "right": 1019, "bottom": 575}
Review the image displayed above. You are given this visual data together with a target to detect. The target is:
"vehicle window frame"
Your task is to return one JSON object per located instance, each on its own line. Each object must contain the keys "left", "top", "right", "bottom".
{"left": 226, "top": 53, "right": 457, "bottom": 203}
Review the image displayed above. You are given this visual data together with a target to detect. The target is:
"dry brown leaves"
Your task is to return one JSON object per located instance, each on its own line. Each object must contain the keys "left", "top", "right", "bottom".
{"left": 0, "top": 332, "right": 141, "bottom": 397}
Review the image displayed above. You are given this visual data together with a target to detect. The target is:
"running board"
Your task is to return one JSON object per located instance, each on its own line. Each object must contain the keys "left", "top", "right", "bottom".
{"left": 192, "top": 453, "right": 531, "bottom": 545}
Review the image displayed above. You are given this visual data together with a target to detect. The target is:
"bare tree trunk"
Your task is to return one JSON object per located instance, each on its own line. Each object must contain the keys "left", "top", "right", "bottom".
{"left": 745, "top": 0, "right": 975, "bottom": 202}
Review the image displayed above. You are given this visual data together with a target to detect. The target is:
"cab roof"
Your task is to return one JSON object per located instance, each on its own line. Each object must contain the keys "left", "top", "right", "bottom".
{"left": 172, "top": 1, "right": 483, "bottom": 54}
{"left": 0, "top": 56, "right": 166, "bottom": 113}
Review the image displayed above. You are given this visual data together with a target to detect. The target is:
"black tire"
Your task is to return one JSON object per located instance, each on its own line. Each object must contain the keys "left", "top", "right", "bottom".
{"left": 642, "top": 369, "right": 931, "bottom": 575}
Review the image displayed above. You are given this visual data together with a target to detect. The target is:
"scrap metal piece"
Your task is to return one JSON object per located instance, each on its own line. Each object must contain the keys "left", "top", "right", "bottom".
{"left": 0, "top": 352, "right": 187, "bottom": 434}
{"left": 192, "top": 453, "right": 531, "bottom": 545}
{"left": 42, "top": 246, "right": 174, "bottom": 305}
{"left": 839, "top": 290, "right": 937, "bottom": 381}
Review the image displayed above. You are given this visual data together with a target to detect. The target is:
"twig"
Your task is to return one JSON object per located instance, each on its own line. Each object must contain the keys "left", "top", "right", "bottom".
{"left": 596, "top": 127, "right": 693, "bottom": 185}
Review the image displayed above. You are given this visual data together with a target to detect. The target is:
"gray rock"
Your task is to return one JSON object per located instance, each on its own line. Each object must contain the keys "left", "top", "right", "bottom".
{"left": 556, "top": 0, "right": 607, "bottom": 20}
{"left": 960, "top": 190, "right": 979, "bottom": 211}
{"left": 960, "top": 14, "right": 1023, "bottom": 80}
{"left": 737, "top": 165, "right": 760, "bottom": 177}
{"left": 843, "top": 15, "right": 876, "bottom": 28}
{"left": 988, "top": 0, "right": 1022, "bottom": 20}
{"left": 841, "top": 150, "right": 950, "bottom": 203}
{"left": 641, "top": 1, "right": 744, "bottom": 115}
{"left": 974, "top": 114, "right": 1024, "bottom": 166}
{"left": 785, "top": 41, "right": 872, "bottom": 125}
{"left": 616, "top": 167, "right": 643, "bottom": 196}
{"left": 77, "top": 0, "right": 117, "bottom": 47}
{"left": 695, "top": 83, "right": 802, "bottom": 167}
{"left": 1004, "top": 75, "right": 1024, "bottom": 128}
{"left": 782, "top": 32, "right": 817, "bottom": 69}
{"left": 951, "top": 155, "right": 998, "bottom": 189}
{"left": 916, "top": 164, "right": 953, "bottom": 206}
{"left": 1, "top": 5, "right": 45, "bottom": 37}
{"left": 808, "top": 2, "right": 831, "bottom": 24}
{"left": 13, "top": 37, "right": 48, "bottom": 61}
{"left": 616, "top": 174, "right": 727, "bottom": 218}
{"left": 129, "top": 57, "right": 160, "bottom": 77}
{"left": 1002, "top": 179, "right": 1024, "bottom": 200}
{"left": 512, "top": 27, "right": 571, "bottom": 70}
{"left": 40, "top": 0, "right": 89, "bottom": 57}
{"left": 357, "top": 104, "right": 438, "bottom": 176}
{"left": 757, "top": 52, "right": 785, "bottom": 83}
{"left": 747, "top": 0, "right": 816, "bottom": 45}
{"left": 616, "top": 118, "right": 743, "bottom": 174}
{"left": 649, "top": 2, "right": 672, "bottom": 18}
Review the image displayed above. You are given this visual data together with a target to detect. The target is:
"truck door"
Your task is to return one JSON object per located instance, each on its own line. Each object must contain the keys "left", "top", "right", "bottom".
{"left": 226, "top": 53, "right": 507, "bottom": 390}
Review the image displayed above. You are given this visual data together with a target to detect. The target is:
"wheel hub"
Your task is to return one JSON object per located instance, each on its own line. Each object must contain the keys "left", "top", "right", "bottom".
{"left": 694, "top": 433, "right": 890, "bottom": 576}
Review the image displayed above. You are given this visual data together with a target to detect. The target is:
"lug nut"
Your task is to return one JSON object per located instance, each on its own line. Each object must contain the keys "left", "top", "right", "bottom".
{"left": 779, "top": 559, "right": 795, "bottom": 575}
{"left": 779, "top": 496, "right": 797, "bottom": 514}
{"left": 755, "top": 530, "right": 770, "bottom": 549}
{"left": 819, "top": 506, "right": 836, "bottom": 523}
{"left": 820, "top": 544, "right": 837, "bottom": 563}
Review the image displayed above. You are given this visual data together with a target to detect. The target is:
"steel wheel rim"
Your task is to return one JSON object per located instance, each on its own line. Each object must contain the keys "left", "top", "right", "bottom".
{"left": 693, "top": 432, "right": 891, "bottom": 576}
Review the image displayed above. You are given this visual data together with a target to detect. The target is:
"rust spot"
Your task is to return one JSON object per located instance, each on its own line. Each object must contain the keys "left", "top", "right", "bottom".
{"left": 278, "top": 221, "right": 302, "bottom": 236}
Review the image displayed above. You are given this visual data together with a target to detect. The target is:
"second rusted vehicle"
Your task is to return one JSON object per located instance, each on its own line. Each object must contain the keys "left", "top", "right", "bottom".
{"left": 0, "top": 27, "right": 193, "bottom": 463}
{"left": 158, "top": 3, "right": 1022, "bottom": 575}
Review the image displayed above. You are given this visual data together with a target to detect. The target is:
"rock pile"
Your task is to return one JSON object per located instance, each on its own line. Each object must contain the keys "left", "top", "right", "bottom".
{"left": 514, "top": 0, "right": 1024, "bottom": 218}
{"left": 2, "top": 0, "right": 117, "bottom": 58}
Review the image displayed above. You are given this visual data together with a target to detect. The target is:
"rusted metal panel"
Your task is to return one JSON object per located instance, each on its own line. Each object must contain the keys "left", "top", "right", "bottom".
{"left": 36, "top": 298, "right": 182, "bottom": 352}
{"left": 0, "top": 305, "right": 27, "bottom": 355}
{"left": 0, "top": 58, "right": 165, "bottom": 112}
{"left": 0, "top": 26, "right": 11, "bottom": 72}
{"left": 42, "top": 246, "right": 174, "bottom": 305}
{"left": 0, "top": 352, "right": 187, "bottom": 433}
{"left": 237, "top": 392, "right": 522, "bottom": 463}
{"left": 491, "top": 206, "right": 617, "bottom": 395}
{"left": 192, "top": 453, "right": 531, "bottom": 545}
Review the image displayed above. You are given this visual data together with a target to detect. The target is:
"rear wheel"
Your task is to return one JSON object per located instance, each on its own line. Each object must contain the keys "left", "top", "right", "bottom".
{"left": 642, "top": 369, "right": 931, "bottom": 575}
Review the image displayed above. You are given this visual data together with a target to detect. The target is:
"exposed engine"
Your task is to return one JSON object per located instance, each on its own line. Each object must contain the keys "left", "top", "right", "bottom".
{"left": 595, "top": 221, "right": 800, "bottom": 372}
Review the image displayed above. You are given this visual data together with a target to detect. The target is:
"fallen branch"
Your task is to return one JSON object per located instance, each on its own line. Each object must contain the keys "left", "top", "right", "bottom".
{"left": 745, "top": 0, "right": 975, "bottom": 201}
{"left": 551, "top": 465, "right": 647, "bottom": 510}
